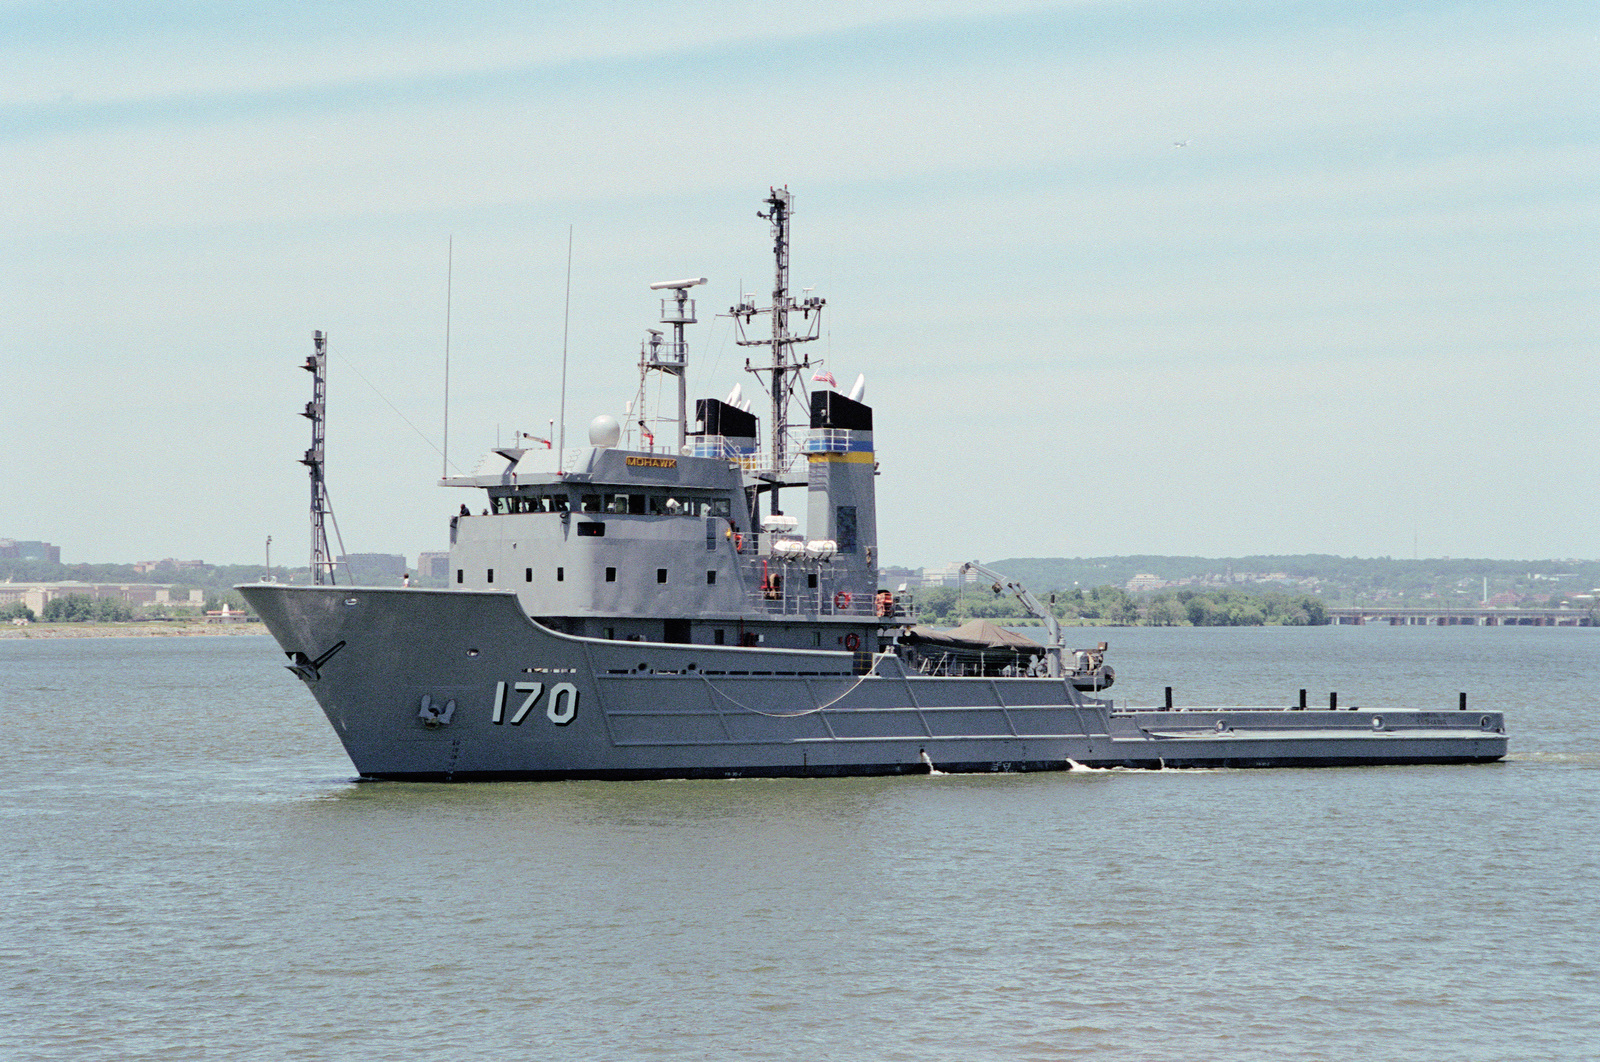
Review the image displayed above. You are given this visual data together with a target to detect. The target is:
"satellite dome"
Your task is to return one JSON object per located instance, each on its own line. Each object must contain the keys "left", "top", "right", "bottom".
{"left": 588, "top": 414, "right": 621, "bottom": 448}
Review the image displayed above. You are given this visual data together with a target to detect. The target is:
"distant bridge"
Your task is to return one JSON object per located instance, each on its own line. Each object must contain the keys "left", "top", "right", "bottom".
{"left": 1328, "top": 607, "right": 1595, "bottom": 627}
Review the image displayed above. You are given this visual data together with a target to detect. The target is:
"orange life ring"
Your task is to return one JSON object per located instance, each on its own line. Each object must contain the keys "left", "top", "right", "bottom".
{"left": 844, "top": 633, "right": 861, "bottom": 651}
{"left": 834, "top": 591, "right": 852, "bottom": 610}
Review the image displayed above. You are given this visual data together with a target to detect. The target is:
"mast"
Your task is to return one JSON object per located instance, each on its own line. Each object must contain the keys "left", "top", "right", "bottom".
{"left": 300, "top": 330, "right": 336, "bottom": 584}
{"left": 732, "top": 186, "right": 825, "bottom": 510}
{"left": 643, "top": 277, "right": 706, "bottom": 453}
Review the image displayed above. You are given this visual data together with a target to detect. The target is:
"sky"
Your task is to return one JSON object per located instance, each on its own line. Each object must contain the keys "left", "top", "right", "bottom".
{"left": 2, "top": 0, "right": 1595, "bottom": 570}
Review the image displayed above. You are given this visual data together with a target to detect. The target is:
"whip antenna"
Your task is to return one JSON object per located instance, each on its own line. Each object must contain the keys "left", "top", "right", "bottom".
{"left": 442, "top": 236, "right": 452, "bottom": 480}
{"left": 558, "top": 225, "right": 573, "bottom": 472}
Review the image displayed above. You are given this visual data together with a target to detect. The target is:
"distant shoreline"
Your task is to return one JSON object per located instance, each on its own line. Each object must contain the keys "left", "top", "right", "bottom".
{"left": 0, "top": 621, "right": 265, "bottom": 640}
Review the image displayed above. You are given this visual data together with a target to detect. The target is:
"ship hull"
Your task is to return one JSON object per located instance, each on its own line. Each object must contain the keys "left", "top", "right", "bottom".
{"left": 240, "top": 585, "right": 1507, "bottom": 780}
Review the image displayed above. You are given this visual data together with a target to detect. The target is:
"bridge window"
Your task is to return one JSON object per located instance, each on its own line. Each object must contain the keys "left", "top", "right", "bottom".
{"left": 557, "top": 567, "right": 564, "bottom": 582}
{"left": 486, "top": 569, "right": 494, "bottom": 583}
{"left": 456, "top": 569, "right": 463, "bottom": 583}
{"left": 596, "top": 492, "right": 648, "bottom": 514}
{"left": 606, "top": 567, "right": 616, "bottom": 582}
{"left": 657, "top": 568, "right": 668, "bottom": 584}
{"left": 525, "top": 568, "right": 532, "bottom": 582}
{"left": 577, "top": 522, "right": 605, "bottom": 537}
{"left": 707, "top": 570, "right": 716, "bottom": 585}
{"left": 568, "top": 492, "right": 731, "bottom": 518}
{"left": 492, "top": 493, "right": 565, "bottom": 514}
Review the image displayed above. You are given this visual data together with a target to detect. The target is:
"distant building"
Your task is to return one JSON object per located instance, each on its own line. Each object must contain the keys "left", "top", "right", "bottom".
{"left": 879, "top": 566, "right": 921, "bottom": 590}
{"left": 0, "top": 539, "right": 61, "bottom": 564}
{"left": 920, "top": 562, "right": 969, "bottom": 587}
{"left": 338, "top": 553, "right": 407, "bottom": 584}
{"left": 1226, "top": 570, "right": 1292, "bottom": 585}
{"left": 417, "top": 552, "right": 451, "bottom": 581}
{"left": 1125, "top": 574, "right": 1165, "bottom": 593}
{"left": 0, "top": 585, "right": 46, "bottom": 614}
{"left": 133, "top": 558, "right": 208, "bottom": 574}
{"left": 0, "top": 582, "right": 179, "bottom": 615}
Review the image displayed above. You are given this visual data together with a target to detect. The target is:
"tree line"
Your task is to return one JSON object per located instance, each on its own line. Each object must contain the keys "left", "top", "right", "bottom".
{"left": 30, "top": 595, "right": 136, "bottom": 623}
{"left": 1, "top": 591, "right": 255, "bottom": 625}
{"left": 909, "top": 585, "right": 1328, "bottom": 627}
{"left": 0, "top": 558, "right": 293, "bottom": 590}
{"left": 984, "top": 555, "right": 1600, "bottom": 602}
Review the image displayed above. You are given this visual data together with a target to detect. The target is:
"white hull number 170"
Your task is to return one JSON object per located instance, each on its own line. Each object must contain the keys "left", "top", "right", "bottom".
{"left": 492, "top": 681, "right": 579, "bottom": 726}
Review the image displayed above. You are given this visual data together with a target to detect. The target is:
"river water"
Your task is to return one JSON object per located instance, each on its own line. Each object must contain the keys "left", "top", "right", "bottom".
{"left": 3, "top": 627, "right": 1596, "bottom": 1060}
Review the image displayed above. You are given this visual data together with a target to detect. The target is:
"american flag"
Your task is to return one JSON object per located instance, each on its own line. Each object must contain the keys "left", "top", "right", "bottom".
{"left": 811, "top": 369, "right": 837, "bottom": 388}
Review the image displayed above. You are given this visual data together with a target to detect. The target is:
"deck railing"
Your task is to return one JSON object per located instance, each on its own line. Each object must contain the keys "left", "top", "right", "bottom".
{"left": 737, "top": 555, "right": 913, "bottom": 621}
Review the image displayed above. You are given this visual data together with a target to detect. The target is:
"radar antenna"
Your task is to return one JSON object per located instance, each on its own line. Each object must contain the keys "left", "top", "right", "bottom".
{"left": 300, "top": 331, "right": 337, "bottom": 584}
{"left": 731, "top": 186, "right": 825, "bottom": 507}
{"left": 638, "top": 277, "right": 706, "bottom": 453}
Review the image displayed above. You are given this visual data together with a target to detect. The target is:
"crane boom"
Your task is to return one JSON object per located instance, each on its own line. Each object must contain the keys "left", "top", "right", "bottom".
{"left": 959, "top": 561, "right": 1064, "bottom": 678}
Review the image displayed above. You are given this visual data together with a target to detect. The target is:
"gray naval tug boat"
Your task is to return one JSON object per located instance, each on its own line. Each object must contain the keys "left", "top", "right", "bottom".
{"left": 240, "top": 188, "right": 1507, "bottom": 780}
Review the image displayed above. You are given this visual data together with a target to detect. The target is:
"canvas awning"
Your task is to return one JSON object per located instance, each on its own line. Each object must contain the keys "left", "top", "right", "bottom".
{"left": 903, "top": 619, "right": 1043, "bottom": 652}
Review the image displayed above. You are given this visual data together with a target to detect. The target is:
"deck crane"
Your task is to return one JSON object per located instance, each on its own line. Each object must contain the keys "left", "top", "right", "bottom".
{"left": 959, "top": 561, "right": 1067, "bottom": 679}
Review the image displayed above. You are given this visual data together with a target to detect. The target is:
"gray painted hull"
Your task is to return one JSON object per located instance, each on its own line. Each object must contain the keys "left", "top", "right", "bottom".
{"left": 239, "top": 584, "right": 1508, "bottom": 779}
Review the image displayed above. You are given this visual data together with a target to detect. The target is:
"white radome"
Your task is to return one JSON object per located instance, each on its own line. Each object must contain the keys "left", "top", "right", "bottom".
{"left": 588, "top": 414, "right": 622, "bottom": 448}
